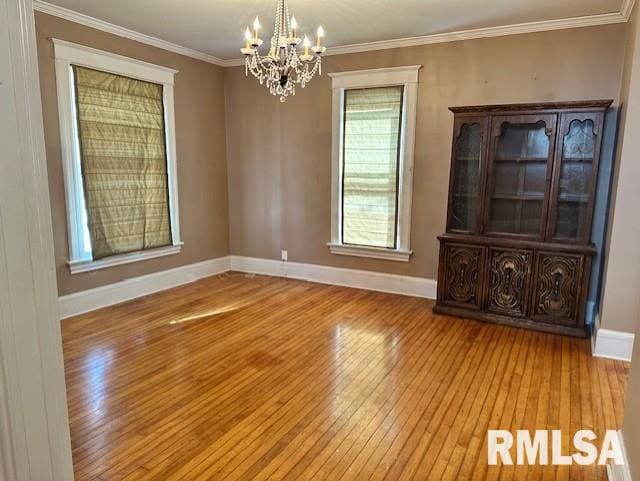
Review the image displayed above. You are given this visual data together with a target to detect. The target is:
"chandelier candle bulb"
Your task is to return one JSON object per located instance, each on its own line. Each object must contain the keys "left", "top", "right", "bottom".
{"left": 253, "top": 16, "right": 261, "bottom": 40}
{"left": 300, "top": 36, "right": 313, "bottom": 62}
{"left": 316, "top": 25, "right": 324, "bottom": 47}
{"left": 244, "top": 27, "right": 250, "bottom": 47}
{"left": 304, "top": 36, "right": 310, "bottom": 56}
{"left": 287, "top": 16, "right": 301, "bottom": 46}
{"left": 242, "top": 27, "right": 253, "bottom": 53}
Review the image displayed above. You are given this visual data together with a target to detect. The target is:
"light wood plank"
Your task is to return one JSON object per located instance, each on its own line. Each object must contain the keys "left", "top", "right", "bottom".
{"left": 61, "top": 273, "right": 629, "bottom": 481}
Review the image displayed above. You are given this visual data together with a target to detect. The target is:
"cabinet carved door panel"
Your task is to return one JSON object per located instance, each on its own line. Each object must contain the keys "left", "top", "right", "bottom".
{"left": 442, "top": 244, "right": 484, "bottom": 309}
{"left": 487, "top": 248, "right": 532, "bottom": 317}
{"left": 532, "top": 253, "right": 583, "bottom": 325}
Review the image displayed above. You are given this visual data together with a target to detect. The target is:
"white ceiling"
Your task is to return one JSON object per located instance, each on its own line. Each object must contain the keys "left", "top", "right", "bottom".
{"left": 42, "top": 0, "right": 624, "bottom": 60}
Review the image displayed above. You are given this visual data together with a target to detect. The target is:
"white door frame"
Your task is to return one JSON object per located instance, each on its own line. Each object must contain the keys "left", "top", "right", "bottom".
{"left": 0, "top": 0, "right": 74, "bottom": 479}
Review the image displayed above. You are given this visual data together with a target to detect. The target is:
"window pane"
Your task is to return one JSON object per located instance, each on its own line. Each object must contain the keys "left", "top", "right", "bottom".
{"left": 73, "top": 66, "right": 172, "bottom": 260}
{"left": 342, "top": 86, "right": 403, "bottom": 249}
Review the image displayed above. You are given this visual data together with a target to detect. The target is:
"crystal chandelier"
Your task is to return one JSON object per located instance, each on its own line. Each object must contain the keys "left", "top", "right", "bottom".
{"left": 241, "top": 0, "right": 326, "bottom": 102}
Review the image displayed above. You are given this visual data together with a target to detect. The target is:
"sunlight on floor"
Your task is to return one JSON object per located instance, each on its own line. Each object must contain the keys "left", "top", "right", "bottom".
{"left": 168, "top": 301, "right": 254, "bottom": 325}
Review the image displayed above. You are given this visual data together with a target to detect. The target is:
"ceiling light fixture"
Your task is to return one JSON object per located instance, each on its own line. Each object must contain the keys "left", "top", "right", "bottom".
{"left": 241, "top": 0, "right": 326, "bottom": 102}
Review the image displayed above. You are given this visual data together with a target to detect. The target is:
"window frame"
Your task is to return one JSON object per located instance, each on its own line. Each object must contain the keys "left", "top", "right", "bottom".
{"left": 328, "top": 65, "right": 421, "bottom": 262}
{"left": 53, "top": 39, "right": 182, "bottom": 274}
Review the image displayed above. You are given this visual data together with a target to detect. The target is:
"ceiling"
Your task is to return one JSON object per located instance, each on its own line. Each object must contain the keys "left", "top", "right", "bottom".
{"left": 41, "top": 0, "right": 625, "bottom": 60}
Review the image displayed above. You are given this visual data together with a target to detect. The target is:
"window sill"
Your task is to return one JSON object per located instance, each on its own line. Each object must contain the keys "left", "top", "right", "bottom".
{"left": 68, "top": 243, "right": 183, "bottom": 274}
{"left": 327, "top": 243, "right": 412, "bottom": 262}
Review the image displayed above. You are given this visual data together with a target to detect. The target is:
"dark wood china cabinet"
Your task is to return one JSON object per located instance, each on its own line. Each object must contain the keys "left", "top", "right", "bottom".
{"left": 435, "top": 100, "right": 611, "bottom": 337}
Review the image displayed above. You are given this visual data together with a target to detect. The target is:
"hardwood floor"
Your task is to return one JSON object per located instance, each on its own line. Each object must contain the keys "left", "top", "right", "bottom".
{"left": 62, "top": 272, "right": 629, "bottom": 481}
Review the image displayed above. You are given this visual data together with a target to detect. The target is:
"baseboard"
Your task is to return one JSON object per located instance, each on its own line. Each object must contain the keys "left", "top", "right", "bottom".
{"left": 58, "top": 256, "right": 231, "bottom": 319}
{"left": 607, "top": 430, "right": 633, "bottom": 481}
{"left": 593, "top": 328, "right": 635, "bottom": 362}
{"left": 229, "top": 255, "right": 437, "bottom": 299}
{"left": 57, "top": 255, "right": 634, "bottom": 360}
{"left": 58, "top": 254, "right": 438, "bottom": 319}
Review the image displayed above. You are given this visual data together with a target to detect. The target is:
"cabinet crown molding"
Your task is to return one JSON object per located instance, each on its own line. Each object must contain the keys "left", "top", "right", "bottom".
{"left": 449, "top": 100, "right": 613, "bottom": 114}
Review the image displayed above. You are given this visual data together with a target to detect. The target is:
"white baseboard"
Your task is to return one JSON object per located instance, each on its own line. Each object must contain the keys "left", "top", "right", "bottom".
{"left": 58, "top": 254, "right": 438, "bottom": 319}
{"left": 57, "top": 255, "right": 635, "bottom": 367}
{"left": 594, "top": 328, "right": 636, "bottom": 362}
{"left": 229, "top": 255, "right": 438, "bottom": 299}
{"left": 607, "top": 430, "right": 633, "bottom": 481}
{"left": 58, "top": 256, "right": 231, "bottom": 319}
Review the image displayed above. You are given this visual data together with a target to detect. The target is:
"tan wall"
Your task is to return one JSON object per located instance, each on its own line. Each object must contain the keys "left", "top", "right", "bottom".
{"left": 599, "top": 4, "right": 640, "bottom": 334}
{"left": 225, "top": 25, "right": 627, "bottom": 279}
{"left": 624, "top": 334, "right": 640, "bottom": 478}
{"left": 35, "top": 12, "right": 230, "bottom": 296}
{"left": 602, "top": 5, "right": 640, "bottom": 478}
{"left": 36, "top": 12, "right": 630, "bottom": 297}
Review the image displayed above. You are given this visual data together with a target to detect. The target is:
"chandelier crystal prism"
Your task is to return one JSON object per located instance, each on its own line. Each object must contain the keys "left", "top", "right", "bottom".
{"left": 241, "top": 0, "right": 326, "bottom": 102}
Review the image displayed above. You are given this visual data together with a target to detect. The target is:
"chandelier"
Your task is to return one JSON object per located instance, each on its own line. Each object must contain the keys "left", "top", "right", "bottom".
{"left": 241, "top": 0, "right": 326, "bottom": 102}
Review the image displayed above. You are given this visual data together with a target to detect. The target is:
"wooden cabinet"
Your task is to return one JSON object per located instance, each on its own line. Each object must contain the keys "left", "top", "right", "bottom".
{"left": 530, "top": 252, "right": 584, "bottom": 326}
{"left": 435, "top": 101, "right": 611, "bottom": 337}
{"left": 439, "top": 244, "right": 484, "bottom": 309}
{"left": 486, "top": 247, "right": 532, "bottom": 317}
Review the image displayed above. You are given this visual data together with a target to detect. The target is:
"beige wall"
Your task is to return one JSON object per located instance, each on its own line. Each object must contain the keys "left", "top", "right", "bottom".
{"left": 624, "top": 333, "right": 640, "bottom": 479}
{"left": 36, "top": 12, "right": 631, "bottom": 299}
{"left": 225, "top": 25, "right": 627, "bottom": 280}
{"left": 35, "top": 12, "right": 230, "bottom": 296}
{"left": 599, "top": 3, "right": 640, "bottom": 334}
{"left": 601, "top": 5, "right": 640, "bottom": 479}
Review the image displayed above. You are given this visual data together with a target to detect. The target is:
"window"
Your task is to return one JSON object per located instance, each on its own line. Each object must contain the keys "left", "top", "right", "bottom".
{"left": 328, "top": 66, "right": 421, "bottom": 262}
{"left": 342, "top": 86, "right": 403, "bottom": 249}
{"left": 53, "top": 40, "right": 181, "bottom": 274}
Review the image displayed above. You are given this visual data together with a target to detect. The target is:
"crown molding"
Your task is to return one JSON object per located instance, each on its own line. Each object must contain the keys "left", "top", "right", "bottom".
{"left": 223, "top": 7, "right": 634, "bottom": 67}
{"left": 33, "top": 0, "right": 227, "bottom": 66}
{"left": 219, "top": 57, "right": 246, "bottom": 67}
{"left": 321, "top": 9, "right": 632, "bottom": 58}
{"left": 34, "top": 0, "right": 635, "bottom": 68}
{"left": 621, "top": 0, "right": 637, "bottom": 19}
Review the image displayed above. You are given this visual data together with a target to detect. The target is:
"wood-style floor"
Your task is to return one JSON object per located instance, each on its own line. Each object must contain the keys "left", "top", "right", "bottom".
{"left": 62, "top": 272, "right": 629, "bottom": 481}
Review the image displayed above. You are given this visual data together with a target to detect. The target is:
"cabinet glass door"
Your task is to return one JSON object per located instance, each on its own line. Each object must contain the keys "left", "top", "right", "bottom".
{"left": 447, "top": 117, "right": 486, "bottom": 233}
{"left": 485, "top": 114, "right": 557, "bottom": 239}
{"left": 548, "top": 113, "right": 602, "bottom": 242}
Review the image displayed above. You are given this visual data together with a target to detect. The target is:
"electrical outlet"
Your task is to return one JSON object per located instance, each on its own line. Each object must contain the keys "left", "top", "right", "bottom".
{"left": 281, "top": 250, "right": 288, "bottom": 262}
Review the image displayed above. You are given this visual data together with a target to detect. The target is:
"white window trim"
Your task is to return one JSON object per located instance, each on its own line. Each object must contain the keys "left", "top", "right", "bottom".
{"left": 52, "top": 39, "right": 182, "bottom": 274}
{"left": 68, "top": 244, "right": 182, "bottom": 274}
{"left": 327, "top": 65, "right": 421, "bottom": 262}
